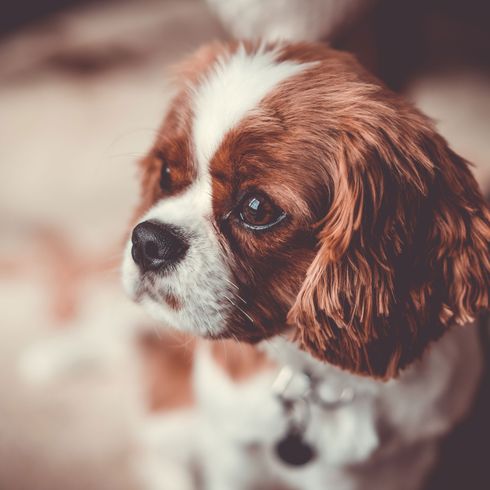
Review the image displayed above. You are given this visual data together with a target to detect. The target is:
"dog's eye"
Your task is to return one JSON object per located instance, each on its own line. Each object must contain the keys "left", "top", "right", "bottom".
{"left": 160, "top": 161, "right": 172, "bottom": 192}
{"left": 238, "top": 193, "right": 286, "bottom": 230}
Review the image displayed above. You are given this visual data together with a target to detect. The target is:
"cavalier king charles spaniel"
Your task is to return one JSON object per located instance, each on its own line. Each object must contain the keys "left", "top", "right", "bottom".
{"left": 122, "top": 41, "right": 490, "bottom": 490}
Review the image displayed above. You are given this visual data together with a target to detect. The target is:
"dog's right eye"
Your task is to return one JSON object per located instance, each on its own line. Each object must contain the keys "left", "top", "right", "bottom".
{"left": 160, "top": 160, "right": 172, "bottom": 193}
{"left": 237, "top": 192, "right": 286, "bottom": 231}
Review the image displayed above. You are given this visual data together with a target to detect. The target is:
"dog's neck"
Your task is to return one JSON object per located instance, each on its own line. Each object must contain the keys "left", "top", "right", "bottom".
{"left": 206, "top": 332, "right": 388, "bottom": 395}
{"left": 261, "top": 335, "right": 383, "bottom": 397}
{"left": 208, "top": 338, "right": 275, "bottom": 381}
{"left": 208, "top": 321, "right": 480, "bottom": 401}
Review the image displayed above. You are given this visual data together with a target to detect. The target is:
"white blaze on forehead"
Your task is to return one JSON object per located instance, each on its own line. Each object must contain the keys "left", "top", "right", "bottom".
{"left": 192, "top": 44, "right": 312, "bottom": 170}
{"left": 123, "top": 46, "right": 315, "bottom": 339}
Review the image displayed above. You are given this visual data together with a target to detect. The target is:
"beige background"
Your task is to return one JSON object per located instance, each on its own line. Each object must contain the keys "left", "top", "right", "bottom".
{"left": 0, "top": 1, "right": 488, "bottom": 489}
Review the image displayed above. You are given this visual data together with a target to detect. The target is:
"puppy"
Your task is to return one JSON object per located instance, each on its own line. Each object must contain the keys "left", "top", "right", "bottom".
{"left": 122, "top": 41, "right": 490, "bottom": 490}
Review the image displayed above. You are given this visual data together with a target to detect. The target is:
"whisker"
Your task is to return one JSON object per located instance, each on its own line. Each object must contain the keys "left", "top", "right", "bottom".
{"left": 162, "top": 327, "right": 195, "bottom": 352}
{"left": 224, "top": 294, "right": 255, "bottom": 325}
{"left": 222, "top": 280, "right": 248, "bottom": 305}
{"left": 223, "top": 293, "right": 236, "bottom": 305}
{"left": 223, "top": 277, "right": 240, "bottom": 290}
{"left": 230, "top": 291, "right": 248, "bottom": 305}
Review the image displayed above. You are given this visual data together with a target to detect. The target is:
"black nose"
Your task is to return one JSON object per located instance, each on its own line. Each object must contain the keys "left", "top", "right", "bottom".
{"left": 131, "top": 221, "right": 189, "bottom": 272}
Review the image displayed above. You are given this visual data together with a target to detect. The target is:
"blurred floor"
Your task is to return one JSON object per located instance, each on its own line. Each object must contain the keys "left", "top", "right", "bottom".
{"left": 0, "top": 1, "right": 488, "bottom": 489}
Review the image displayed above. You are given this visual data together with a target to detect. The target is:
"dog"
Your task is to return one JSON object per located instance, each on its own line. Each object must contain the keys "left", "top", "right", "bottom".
{"left": 122, "top": 41, "right": 490, "bottom": 490}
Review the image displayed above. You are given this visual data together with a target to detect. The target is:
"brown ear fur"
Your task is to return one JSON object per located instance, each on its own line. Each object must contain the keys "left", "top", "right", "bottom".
{"left": 289, "top": 103, "right": 490, "bottom": 378}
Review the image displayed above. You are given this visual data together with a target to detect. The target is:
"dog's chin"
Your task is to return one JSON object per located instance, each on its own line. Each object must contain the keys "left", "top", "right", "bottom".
{"left": 131, "top": 283, "right": 220, "bottom": 336}
{"left": 122, "top": 265, "right": 225, "bottom": 338}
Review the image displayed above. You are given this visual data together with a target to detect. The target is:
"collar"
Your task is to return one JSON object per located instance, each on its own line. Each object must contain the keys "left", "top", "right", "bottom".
{"left": 271, "top": 365, "right": 356, "bottom": 467}
{"left": 271, "top": 365, "right": 355, "bottom": 411}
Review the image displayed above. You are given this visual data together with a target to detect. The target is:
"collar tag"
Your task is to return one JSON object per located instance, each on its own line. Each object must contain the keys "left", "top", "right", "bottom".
{"left": 271, "top": 365, "right": 357, "bottom": 467}
{"left": 271, "top": 366, "right": 311, "bottom": 402}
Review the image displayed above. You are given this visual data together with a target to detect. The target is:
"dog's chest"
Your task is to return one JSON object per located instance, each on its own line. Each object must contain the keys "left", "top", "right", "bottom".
{"left": 193, "top": 344, "right": 286, "bottom": 446}
{"left": 190, "top": 325, "right": 482, "bottom": 488}
{"left": 193, "top": 343, "right": 381, "bottom": 471}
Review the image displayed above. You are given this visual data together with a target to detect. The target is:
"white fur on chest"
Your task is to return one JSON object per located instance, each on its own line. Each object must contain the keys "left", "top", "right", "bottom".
{"left": 192, "top": 324, "right": 483, "bottom": 490}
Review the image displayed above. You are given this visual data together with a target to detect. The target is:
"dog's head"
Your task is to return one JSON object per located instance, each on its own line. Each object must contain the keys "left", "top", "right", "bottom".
{"left": 122, "top": 41, "right": 490, "bottom": 378}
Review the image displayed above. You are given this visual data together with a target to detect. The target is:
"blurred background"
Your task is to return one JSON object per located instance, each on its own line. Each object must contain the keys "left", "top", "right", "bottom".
{"left": 0, "top": 0, "right": 489, "bottom": 489}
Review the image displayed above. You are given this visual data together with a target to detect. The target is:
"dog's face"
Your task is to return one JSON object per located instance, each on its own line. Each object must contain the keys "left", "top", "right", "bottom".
{"left": 122, "top": 42, "right": 490, "bottom": 378}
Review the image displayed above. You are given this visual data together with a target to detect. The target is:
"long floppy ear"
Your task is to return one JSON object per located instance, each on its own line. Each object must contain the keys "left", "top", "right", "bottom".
{"left": 289, "top": 112, "right": 490, "bottom": 379}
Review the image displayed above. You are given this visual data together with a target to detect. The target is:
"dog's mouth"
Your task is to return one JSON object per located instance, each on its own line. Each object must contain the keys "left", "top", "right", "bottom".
{"left": 125, "top": 265, "right": 233, "bottom": 337}
{"left": 133, "top": 273, "right": 183, "bottom": 311}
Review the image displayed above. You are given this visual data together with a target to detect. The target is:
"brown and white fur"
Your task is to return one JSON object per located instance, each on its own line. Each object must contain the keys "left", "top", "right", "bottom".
{"left": 122, "top": 41, "right": 490, "bottom": 490}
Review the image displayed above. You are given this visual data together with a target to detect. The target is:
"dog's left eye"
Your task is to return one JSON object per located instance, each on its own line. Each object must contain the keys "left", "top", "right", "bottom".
{"left": 160, "top": 161, "right": 172, "bottom": 193}
{"left": 238, "top": 193, "right": 286, "bottom": 230}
